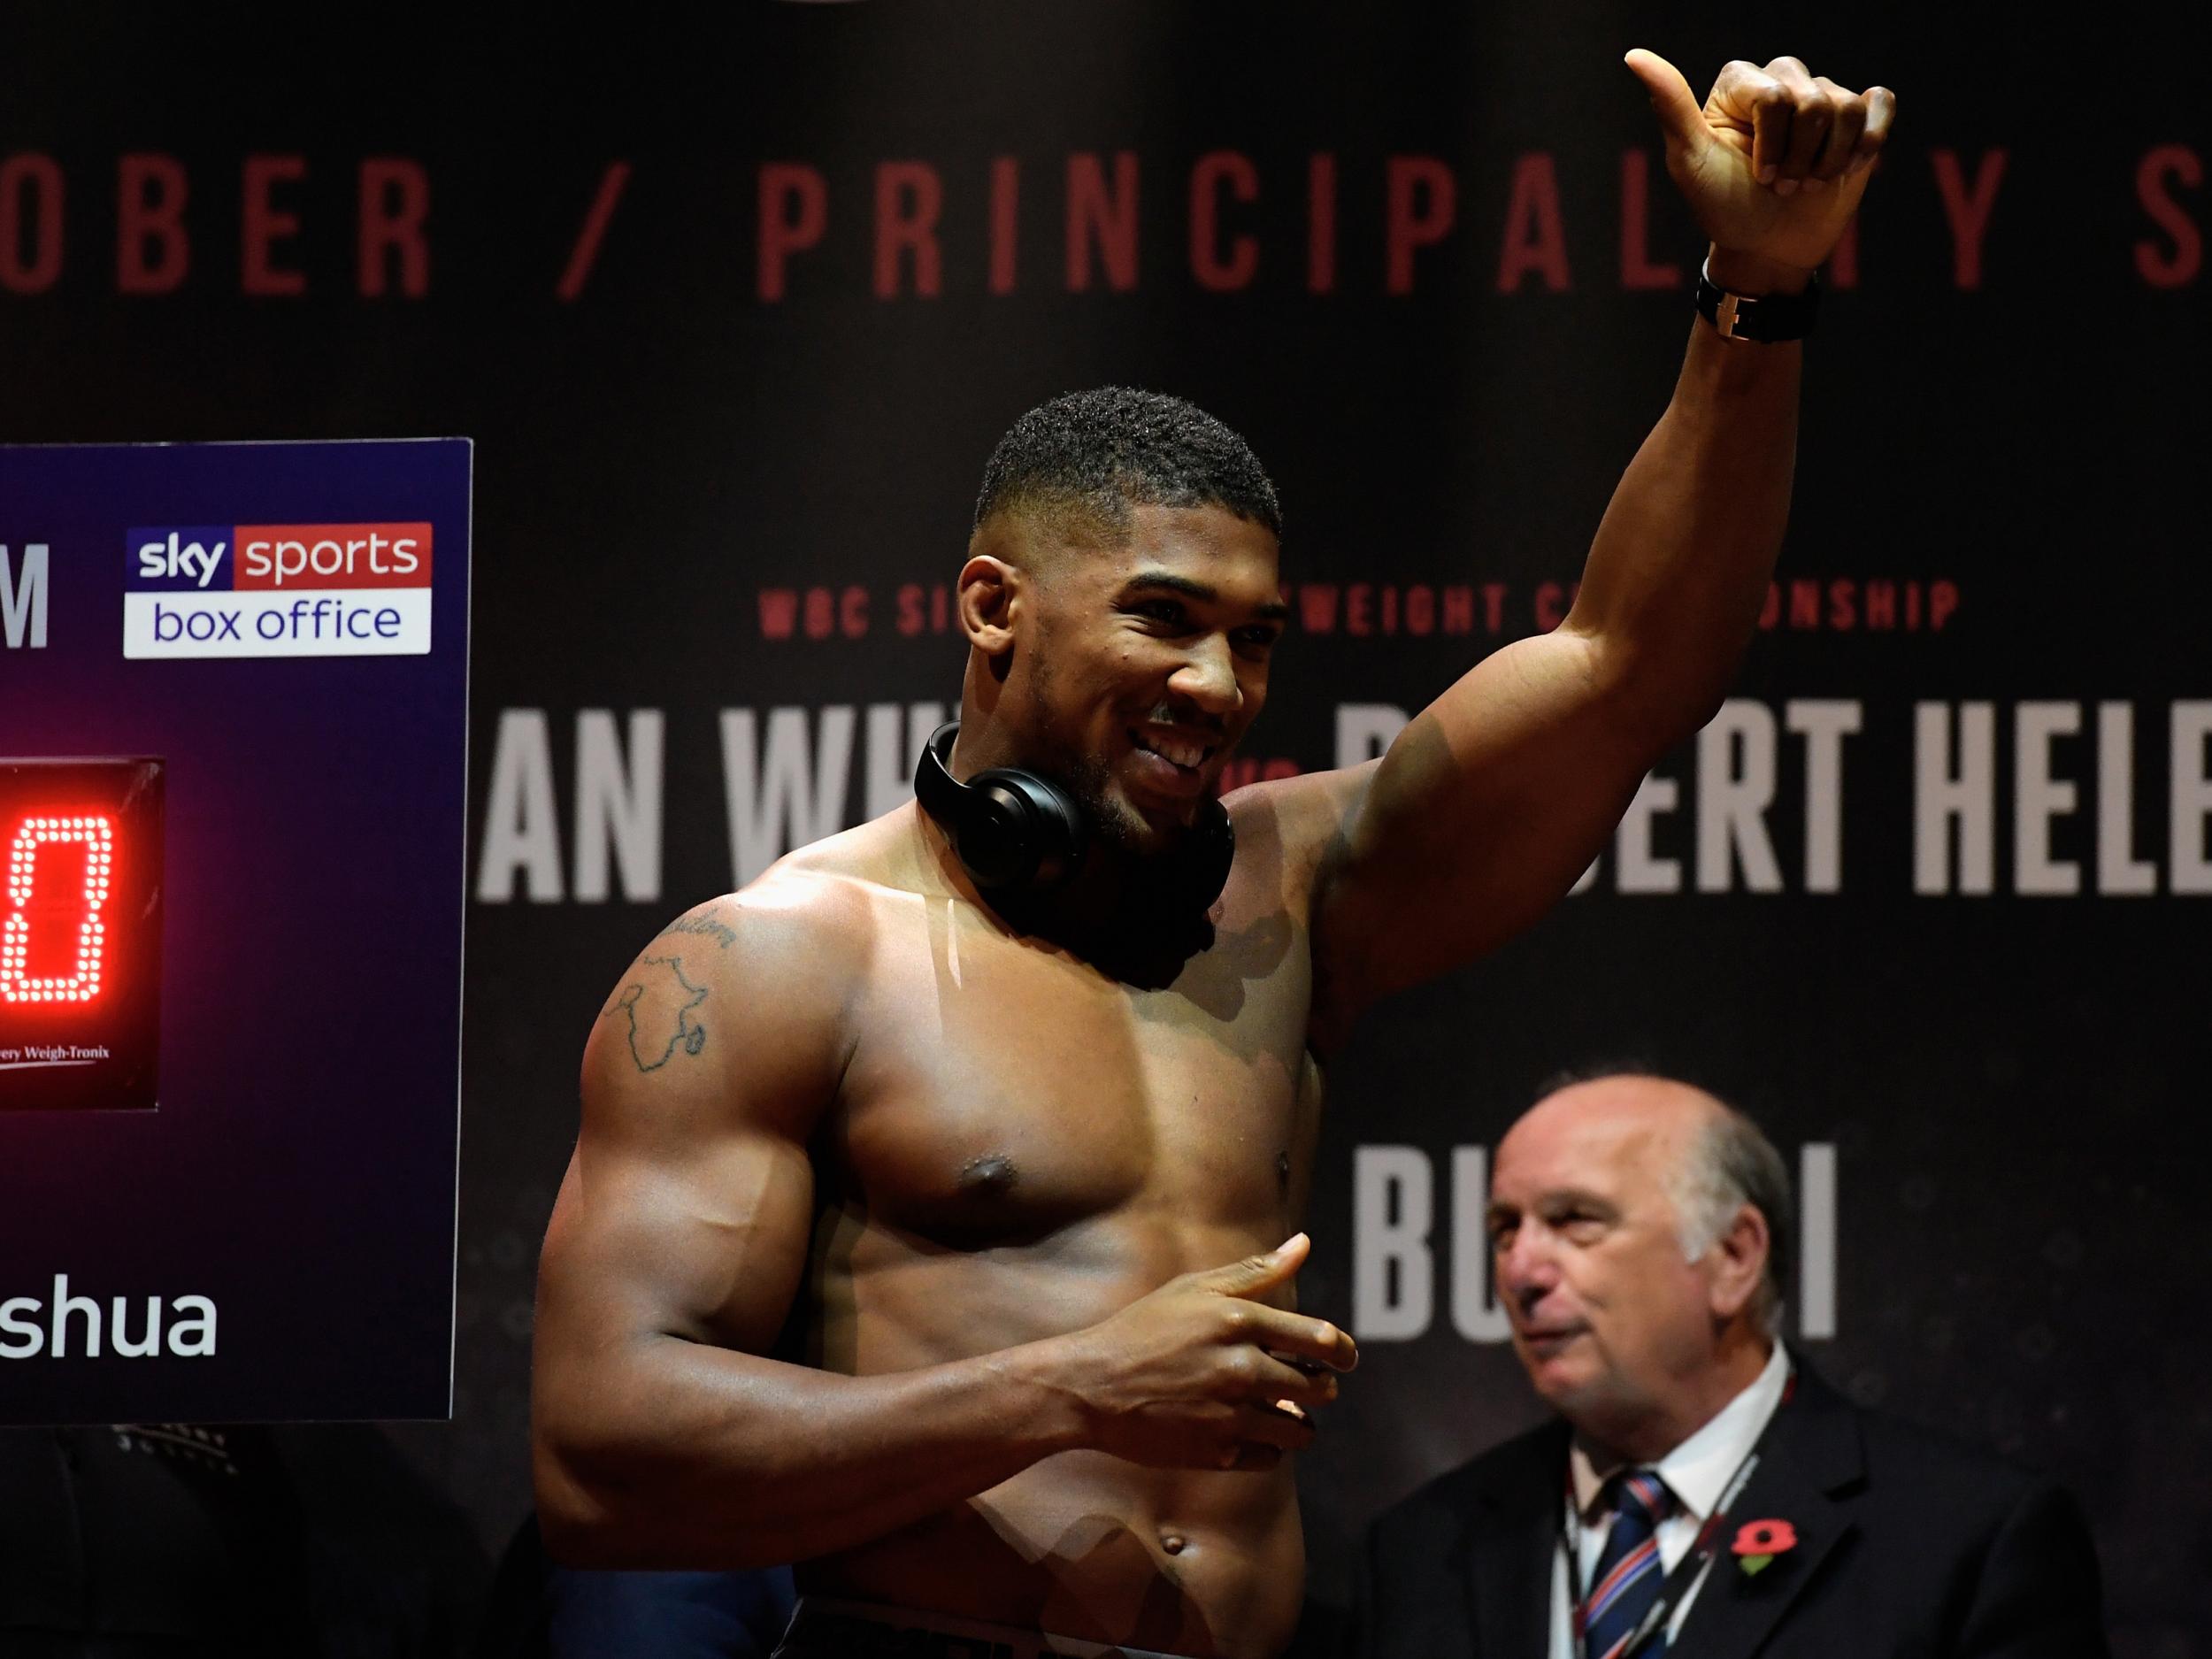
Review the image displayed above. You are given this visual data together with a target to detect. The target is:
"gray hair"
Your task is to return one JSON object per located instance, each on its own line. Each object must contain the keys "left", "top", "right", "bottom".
{"left": 1668, "top": 1103, "right": 1794, "bottom": 1336}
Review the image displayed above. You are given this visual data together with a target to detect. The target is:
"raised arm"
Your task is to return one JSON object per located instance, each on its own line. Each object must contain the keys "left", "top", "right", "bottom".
{"left": 1308, "top": 52, "right": 1895, "bottom": 1040}
{"left": 532, "top": 885, "right": 1355, "bottom": 1571}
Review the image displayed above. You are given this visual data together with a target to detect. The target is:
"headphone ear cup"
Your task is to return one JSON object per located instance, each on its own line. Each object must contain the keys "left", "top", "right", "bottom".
{"left": 1176, "top": 799, "right": 1236, "bottom": 911}
{"left": 961, "top": 769, "right": 1089, "bottom": 889}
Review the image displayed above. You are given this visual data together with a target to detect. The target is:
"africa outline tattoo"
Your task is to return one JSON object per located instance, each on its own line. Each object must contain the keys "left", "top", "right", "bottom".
{"left": 657, "top": 913, "right": 737, "bottom": 949}
{"left": 603, "top": 955, "right": 710, "bottom": 1071}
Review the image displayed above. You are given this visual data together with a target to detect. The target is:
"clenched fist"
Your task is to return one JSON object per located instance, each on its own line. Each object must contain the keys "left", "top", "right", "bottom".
{"left": 1628, "top": 50, "right": 1898, "bottom": 275}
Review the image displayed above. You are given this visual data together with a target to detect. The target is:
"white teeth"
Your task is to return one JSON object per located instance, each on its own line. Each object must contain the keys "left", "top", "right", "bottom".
{"left": 1135, "top": 730, "right": 1210, "bottom": 770}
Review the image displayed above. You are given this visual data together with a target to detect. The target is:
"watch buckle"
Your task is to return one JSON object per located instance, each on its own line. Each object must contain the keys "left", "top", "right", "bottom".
{"left": 1715, "top": 291, "right": 1753, "bottom": 341}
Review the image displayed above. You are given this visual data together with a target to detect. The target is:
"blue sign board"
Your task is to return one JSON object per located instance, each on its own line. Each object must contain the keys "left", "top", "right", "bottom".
{"left": 0, "top": 440, "right": 469, "bottom": 1423}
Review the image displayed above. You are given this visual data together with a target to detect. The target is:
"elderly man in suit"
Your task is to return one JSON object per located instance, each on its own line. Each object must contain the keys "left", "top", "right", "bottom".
{"left": 1352, "top": 1074, "right": 2107, "bottom": 1659}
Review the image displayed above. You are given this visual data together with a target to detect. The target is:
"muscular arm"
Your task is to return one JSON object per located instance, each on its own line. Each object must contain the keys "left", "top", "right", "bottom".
{"left": 532, "top": 888, "right": 1352, "bottom": 1571}
{"left": 1304, "top": 53, "right": 1893, "bottom": 1041}
{"left": 531, "top": 890, "right": 1086, "bottom": 1569}
{"left": 1310, "top": 307, "right": 1799, "bottom": 1029}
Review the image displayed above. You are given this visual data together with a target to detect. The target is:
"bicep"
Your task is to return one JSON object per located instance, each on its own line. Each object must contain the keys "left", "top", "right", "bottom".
{"left": 538, "top": 1088, "right": 817, "bottom": 1361}
{"left": 1313, "top": 629, "right": 1654, "bottom": 1013}
{"left": 537, "top": 920, "right": 847, "bottom": 1383}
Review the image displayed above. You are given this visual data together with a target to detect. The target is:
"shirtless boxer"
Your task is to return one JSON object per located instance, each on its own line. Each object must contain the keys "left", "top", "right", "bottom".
{"left": 531, "top": 49, "right": 1894, "bottom": 1659}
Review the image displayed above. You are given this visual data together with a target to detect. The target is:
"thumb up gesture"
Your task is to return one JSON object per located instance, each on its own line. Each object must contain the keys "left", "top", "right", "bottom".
{"left": 1627, "top": 50, "right": 1898, "bottom": 275}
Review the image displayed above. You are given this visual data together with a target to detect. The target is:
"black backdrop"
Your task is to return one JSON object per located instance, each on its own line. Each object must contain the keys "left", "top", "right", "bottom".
{"left": 6, "top": 4, "right": 2208, "bottom": 1653}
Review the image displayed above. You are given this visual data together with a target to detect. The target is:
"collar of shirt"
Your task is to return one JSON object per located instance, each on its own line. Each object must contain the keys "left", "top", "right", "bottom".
{"left": 1569, "top": 1341, "right": 1792, "bottom": 1526}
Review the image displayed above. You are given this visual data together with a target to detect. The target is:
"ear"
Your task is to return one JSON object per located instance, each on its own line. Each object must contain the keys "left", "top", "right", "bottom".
{"left": 1706, "top": 1203, "right": 1771, "bottom": 1323}
{"left": 957, "top": 555, "right": 1023, "bottom": 656}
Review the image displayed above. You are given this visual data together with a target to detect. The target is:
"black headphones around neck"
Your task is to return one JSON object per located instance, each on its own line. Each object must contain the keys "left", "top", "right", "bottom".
{"left": 912, "top": 722, "right": 1234, "bottom": 910}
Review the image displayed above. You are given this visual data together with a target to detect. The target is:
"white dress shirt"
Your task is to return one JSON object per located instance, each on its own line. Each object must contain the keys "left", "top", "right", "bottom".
{"left": 1545, "top": 1342, "right": 1792, "bottom": 1659}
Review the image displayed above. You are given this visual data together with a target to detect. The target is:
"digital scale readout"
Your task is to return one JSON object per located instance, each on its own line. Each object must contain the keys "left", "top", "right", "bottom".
{"left": 0, "top": 757, "right": 163, "bottom": 1113}
{"left": 1, "top": 438, "right": 467, "bottom": 1424}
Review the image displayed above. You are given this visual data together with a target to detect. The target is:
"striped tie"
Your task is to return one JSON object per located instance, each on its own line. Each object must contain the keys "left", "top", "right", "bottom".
{"left": 1580, "top": 1470, "right": 1676, "bottom": 1659}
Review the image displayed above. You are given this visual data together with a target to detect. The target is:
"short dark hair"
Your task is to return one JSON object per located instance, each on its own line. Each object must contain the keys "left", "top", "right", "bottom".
{"left": 972, "top": 387, "right": 1283, "bottom": 541}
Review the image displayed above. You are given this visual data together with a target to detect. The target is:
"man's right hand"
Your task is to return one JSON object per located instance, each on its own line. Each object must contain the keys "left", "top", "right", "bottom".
{"left": 1048, "top": 1233, "right": 1359, "bottom": 1472}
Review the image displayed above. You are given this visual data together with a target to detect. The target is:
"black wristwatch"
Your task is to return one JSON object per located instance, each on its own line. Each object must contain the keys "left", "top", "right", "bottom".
{"left": 1694, "top": 256, "right": 1820, "bottom": 343}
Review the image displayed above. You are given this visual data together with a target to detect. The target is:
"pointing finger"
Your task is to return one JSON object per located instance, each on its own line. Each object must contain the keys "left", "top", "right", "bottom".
{"left": 1233, "top": 1304, "right": 1357, "bottom": 1371}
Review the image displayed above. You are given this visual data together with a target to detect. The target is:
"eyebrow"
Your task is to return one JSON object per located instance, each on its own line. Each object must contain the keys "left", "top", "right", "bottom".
{"left": 1541, "top": 1188, "right": 1617, "bottom": 1217}
{"left": 1124, "top": 569, "right": 1290, "bottom": 623}
{"left": 1487, "top": 1188, "right": 1614, "bottom": 1227}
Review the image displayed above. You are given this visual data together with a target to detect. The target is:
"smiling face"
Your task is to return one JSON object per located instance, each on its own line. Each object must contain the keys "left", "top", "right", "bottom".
{"left": 1486, "top": 1079, "right": 1763, "bottom": 1455}
{"left": 969, "top": 500, "right": 1285, "bottom": 855}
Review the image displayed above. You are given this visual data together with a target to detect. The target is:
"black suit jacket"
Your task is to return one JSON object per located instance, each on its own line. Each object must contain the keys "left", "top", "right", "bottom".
{"left": 1350, "top": 1362, "right": 2108, "bottom": 1659}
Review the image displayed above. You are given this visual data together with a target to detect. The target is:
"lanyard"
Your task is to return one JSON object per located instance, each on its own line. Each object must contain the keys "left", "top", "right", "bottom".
{"left": 1560, "top": 1372, "right": 1794, "bottom": 1659}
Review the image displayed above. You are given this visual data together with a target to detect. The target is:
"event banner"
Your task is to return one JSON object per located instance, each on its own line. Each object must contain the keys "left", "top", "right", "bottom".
{"left": 0, "top": 440, "right": 470, "bottom": 1424}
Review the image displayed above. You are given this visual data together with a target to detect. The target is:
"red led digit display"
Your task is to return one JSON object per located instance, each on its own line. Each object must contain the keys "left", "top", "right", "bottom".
{"left": 0, "top": 760, "right": 163, "bottom": 1112}
{"left": 2, "top": 814, "right": 115, "bottom": 1003}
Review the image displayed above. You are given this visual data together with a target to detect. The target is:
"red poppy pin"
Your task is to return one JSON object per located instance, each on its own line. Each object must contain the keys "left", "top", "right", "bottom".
{"left": 1732, "top": 1518, "right": 1799, "bottom": 1578}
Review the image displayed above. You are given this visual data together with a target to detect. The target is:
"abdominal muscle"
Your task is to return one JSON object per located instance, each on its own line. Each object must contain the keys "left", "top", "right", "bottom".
{"left": 795, "top": 1218, "right": 1311, "bottom": 1659}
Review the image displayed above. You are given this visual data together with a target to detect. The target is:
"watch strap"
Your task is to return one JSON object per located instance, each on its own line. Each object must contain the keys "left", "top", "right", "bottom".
{"left": 1695, "top": 257, "right": 1820, "bottom": 342}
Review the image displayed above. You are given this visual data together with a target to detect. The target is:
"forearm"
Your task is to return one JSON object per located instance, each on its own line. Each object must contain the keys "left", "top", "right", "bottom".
{"left": 536, "top": 1330, "right": 1089, "bottom": 1570}
{"left": 1563, "top": 246, "right": 1809, "bottom": 745}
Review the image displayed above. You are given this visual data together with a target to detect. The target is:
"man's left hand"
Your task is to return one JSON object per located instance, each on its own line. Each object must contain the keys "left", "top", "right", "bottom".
{"left": 1626, "top": 50, "right": 1898, "bottom": 276}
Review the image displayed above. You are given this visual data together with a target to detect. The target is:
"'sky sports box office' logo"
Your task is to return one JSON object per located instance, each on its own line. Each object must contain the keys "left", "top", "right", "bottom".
{"left": 123, "top": 522, "right": 434, "bottom": 658}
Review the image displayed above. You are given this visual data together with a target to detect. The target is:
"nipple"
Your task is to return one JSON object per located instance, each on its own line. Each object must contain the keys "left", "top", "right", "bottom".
{"left": 957, "top": 1154, "right": 1018, "bottom": 1195}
